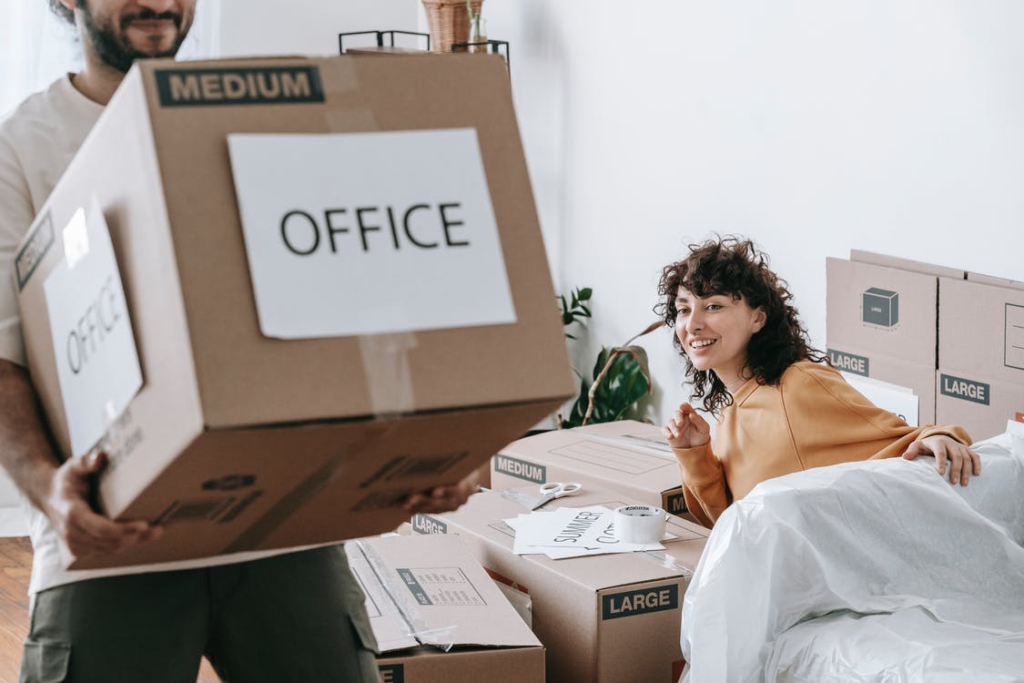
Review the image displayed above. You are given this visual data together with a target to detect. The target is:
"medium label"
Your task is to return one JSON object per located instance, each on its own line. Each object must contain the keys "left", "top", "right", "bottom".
{"left": 602, "top": 584, "right": 679, "bottom": 621}
{"left": 155, "top": 66, "right": 324, "bottom": 106}
{"left": 493, "top": 454, "right": 546, "bottom": 484}
{"left": 828, "top": 348, "right": 870, "bottom": 377}
{"left": 940, "top": 373, "right": 990, "bottom": 406}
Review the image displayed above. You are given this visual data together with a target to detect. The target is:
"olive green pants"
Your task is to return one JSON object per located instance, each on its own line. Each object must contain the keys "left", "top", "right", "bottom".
{"left": 19, "top": 545, "right": 379, "bottom": 683}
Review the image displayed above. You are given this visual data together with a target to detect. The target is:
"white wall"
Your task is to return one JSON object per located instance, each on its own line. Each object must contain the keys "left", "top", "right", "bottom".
{"left": 480, "top": 0, "right": 1024, "bottom": 423}
{"left": 218, "top": 0, "right": 418, "bottom": 57}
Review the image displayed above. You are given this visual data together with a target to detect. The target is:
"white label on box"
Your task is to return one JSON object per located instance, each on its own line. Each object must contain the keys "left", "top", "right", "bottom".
{"left": 227, "top": 130, "right": 517, "bottom": 339}
{"left": 43, "top": 205, "right": 143, "bottom": 457}
{"left": 841, "top": 371, "right": 919, "bottom": 427}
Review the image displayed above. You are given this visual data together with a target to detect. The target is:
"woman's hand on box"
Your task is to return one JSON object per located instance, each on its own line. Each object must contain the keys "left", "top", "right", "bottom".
{"left": 663, "top": 403, "right": 711, "bottom": 450}
{"left": 46, "top": 450, "right": 163, "bottom": 557}
{"left": 902, "top": 434, "right": 981, "bottom": 486}
{"left": 402, "top": 470, "right": 481, "bottom": 514}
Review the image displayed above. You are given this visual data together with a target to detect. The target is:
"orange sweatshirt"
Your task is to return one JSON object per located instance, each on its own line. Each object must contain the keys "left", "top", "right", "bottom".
{"left": 673, "top": 361, "right": 971, "bottom": 528}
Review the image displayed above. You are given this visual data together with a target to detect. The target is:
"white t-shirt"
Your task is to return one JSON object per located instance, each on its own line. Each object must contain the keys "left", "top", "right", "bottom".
{"left": 0, "top": 75, "right": 302, "bottom": 596}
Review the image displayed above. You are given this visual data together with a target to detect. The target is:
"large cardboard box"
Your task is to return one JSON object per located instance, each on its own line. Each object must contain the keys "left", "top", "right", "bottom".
{"left": 411, "top": 486, "right": 708, "bottom": 683}
{"left": 14, "top": 55, "right": 573, "bottom": 568}
{"left": 345, "top": 535, "right": 544, "bottom": 683}
{"left": 826, "top": 251, "right": 966, "bottom": 425}
{"left": 490, "top": 421, "right": 689, "bottom": 518}
{"left": 937, "top": 275, "right": 1024, "bottom": 439}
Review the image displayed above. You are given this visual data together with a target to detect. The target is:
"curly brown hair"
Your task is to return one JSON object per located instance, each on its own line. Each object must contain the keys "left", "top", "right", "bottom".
{"left": 49, "top": 0, "right": 75, "bottom": 24}
{"left": 655, "top": 236, "right": 826, "bottom": 414}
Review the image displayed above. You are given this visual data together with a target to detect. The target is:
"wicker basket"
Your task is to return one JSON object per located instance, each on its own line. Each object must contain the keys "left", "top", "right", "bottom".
{"left": 422, "top": 0, "right": 484, "bottom": 53}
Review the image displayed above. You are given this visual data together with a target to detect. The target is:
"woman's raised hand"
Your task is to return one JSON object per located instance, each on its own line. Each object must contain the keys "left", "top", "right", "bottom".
{"left": 663, "top": 403, "right": 711, "bottom": 449}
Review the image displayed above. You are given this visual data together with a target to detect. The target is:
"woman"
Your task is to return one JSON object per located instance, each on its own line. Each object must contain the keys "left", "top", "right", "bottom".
{"left": 658, "top": 237, "right": 979, "bottom": 528}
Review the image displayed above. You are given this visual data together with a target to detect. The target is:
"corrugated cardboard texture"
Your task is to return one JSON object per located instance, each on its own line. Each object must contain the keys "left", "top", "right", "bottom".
{"left": 140, "top": 55, "right": 571, "bottom": 428}
{"left": 378, "top": 646, "right": 545, "bottom": 683}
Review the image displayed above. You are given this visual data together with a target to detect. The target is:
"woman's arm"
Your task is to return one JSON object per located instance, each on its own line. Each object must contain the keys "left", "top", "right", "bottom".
{"left": 664, "top": 404, "right": 730, "bottom": 527}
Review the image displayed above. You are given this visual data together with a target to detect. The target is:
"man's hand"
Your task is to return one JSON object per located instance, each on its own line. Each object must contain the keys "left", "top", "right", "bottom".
{"left": 46, "top": 450, "right": 162, "bottom": 557}
{"left": 403, "top": 470, "right": 481, "bottom": 514}
{"left": 902, "top": 435, "right": 981, "bottom": 486}
{"left": 663, "top": 403, "right": 711, "bottom": 449}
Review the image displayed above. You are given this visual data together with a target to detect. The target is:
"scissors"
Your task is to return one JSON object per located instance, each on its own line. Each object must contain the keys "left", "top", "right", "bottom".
{"left": 530, "top": 481, "right": 583, "bottom": 510}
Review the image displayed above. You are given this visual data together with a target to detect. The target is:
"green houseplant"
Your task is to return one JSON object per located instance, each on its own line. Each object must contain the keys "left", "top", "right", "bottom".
{"left": 557, "top": 287, "right": 661, "bottom": 428}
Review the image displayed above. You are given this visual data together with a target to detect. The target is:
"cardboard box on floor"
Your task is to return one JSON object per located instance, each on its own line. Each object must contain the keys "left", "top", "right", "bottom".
{"left": 344, "top": 535, "right": 544, "bottom": 683}
{"left": 14, "top": 54, "right": 573, "bottom": 569}
{"left": 826, "top": 251, "right": 966, "bottom": 425}
{"left": 936, "top": 275, "right": 1024, "bottom": 439}
{"left": 490, "top": 421, "right": 690, "bottom": 518}
{"left": 411, "top": 486, "right": 708, "bottom": 683}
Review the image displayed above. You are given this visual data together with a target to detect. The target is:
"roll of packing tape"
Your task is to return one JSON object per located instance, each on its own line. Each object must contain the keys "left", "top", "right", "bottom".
{"left": 614, "top": 505, "right": 668, "bottom": 544}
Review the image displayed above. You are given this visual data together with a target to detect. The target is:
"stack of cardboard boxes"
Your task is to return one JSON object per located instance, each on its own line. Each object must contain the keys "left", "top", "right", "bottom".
{"left": 827, "top": 250, "right": 1023, "bottom": 439}
{"left": 406, "top": 421, "right": 709, "bottom": 683}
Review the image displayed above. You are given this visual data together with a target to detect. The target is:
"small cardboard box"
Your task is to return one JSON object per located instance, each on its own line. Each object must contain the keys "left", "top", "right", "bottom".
{"left": 345, "top": 535, "right": 544, "bottom": 683}
{"left": 490, "top": 421, "right": 689, "bottom": 517}
{"left": 14, "top": 55, "right": 573, "bottom": 568}
{"left": 412, "top": 486, "right": 708, "bottom": 683}
{"left": 937, "top": 275, "right": 1024, "bottom": 439}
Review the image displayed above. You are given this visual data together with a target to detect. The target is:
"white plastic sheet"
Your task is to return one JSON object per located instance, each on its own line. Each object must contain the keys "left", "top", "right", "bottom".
{"left": 680, "top": 426, "right": 1024, "bottom": 683}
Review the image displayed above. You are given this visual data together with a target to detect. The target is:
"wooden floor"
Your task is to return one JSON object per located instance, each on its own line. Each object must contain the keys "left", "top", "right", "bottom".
{"left": 0, "top": 537, "right": 220, "bottom": 682}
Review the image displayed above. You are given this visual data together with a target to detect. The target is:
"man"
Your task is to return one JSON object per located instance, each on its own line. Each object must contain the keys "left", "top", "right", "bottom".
{"left": 0, "top": 1, "right": 475, "bottom": 680}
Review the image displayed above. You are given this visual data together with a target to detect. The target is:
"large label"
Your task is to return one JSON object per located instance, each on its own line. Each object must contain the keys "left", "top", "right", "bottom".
{"left": 602, "top": 584, "right": 679, "bottom": 621}
{"left": 155, "top": 66, "right": 324, "bottom": 107}
{"left": 940, "top": 373, "right": 991, "bottom": 406}
{"left": 43, "top": 205, "right": 143, "bottom": 456}
{"left": 227, "top": 130, "right": 517, "bottom": 339}
{"left": 411, "top": 513, "right": 447, "bottom": 535}
{"left": 493, "top": 454, "right": 546, "bottom": 484}
{"left": 828, "top": 348, "right": 870, "bottom": 377}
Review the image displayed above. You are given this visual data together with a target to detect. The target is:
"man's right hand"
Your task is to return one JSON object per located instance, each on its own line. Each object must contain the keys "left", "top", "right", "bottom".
{"left": 45, "top": 450, "right": 162, "bottom": 557}
{"left": 663, "top": 403, "right": 712, "bottom": 449}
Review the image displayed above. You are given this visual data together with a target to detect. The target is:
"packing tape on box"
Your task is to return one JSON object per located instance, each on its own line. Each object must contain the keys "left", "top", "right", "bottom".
{"left": 358, "top": 333, "right": 418, "bottom": 417}
{"left": 614, "top": 505, "right": 668, "bottom": 545}
{"left": 321, "top": 58, "right": 380, "bottom": 132}
{"left": 350, "top": 539, "right": 458, "bottom": 651}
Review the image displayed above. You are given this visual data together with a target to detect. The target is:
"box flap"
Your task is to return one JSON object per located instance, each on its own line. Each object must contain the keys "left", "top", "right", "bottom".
{"left": 496, "top": 421, "right": 679, "bottom": 493}
{"left": 850, "top": 250, "right": 965, "bottom": 280}
{"left": 346, "top": 534, "right": 541, "bottom": 651}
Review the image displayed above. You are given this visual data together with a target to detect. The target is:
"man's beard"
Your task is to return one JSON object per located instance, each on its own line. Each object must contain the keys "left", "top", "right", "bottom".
{"left": 78, "top": 1, "right": 192, "bottom": 73}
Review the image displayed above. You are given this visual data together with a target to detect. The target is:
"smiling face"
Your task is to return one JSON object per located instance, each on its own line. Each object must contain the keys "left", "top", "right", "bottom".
{"left": 674, "top": 287, "right": 767, "bottom": 393}
{"left": 69, "top": 0, "right": 195, "bottom": 73}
